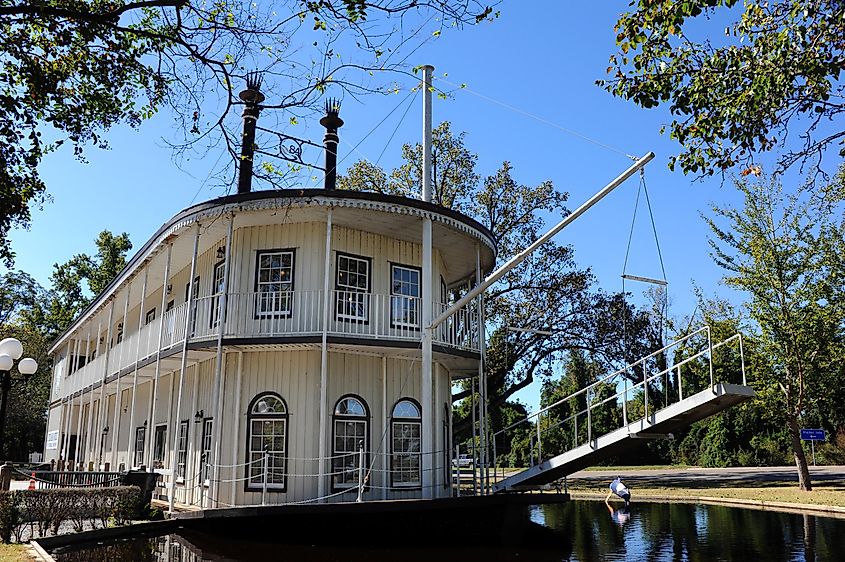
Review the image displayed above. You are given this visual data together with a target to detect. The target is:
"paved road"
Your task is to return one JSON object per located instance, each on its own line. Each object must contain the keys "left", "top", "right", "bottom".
{"left": 567, "top": 465, "right": 845, "bottom": 488}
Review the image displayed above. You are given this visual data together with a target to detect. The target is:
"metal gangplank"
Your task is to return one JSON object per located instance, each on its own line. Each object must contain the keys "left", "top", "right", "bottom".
{"left": 492, "top": 327, "right": 755, "bottom": 493}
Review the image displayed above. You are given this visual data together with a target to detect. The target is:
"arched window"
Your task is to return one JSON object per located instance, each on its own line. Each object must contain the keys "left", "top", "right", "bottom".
{"left": 390, "top": 399, "right": 421, "bottom": 488}
{"left": 246, "top": 393, "right": 288, "bottom": 491}
{"left": 332, "top": 395, "right": 369, "bottom": 490}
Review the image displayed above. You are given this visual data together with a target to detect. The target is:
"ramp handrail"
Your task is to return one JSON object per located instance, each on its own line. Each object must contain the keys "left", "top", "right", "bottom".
{"left": 490, "top": 327, "right": 747, "bottom": 474}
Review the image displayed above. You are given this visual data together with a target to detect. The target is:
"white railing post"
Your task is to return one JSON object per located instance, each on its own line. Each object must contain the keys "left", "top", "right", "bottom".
{"left": 536, "top": 414, "right": 543, "bottom": 463}
{"left": 262, "top": 449, "right": 269, "bottom": 506}
{"left": 707, "top": 326, "right": 715, "bottom": 390}
{"left": 356, "top": 442, "right": 365, "bottom": 503}
{"left": 677, "top": 363, "right": 683, "bottom": 401}
{"left": 738, "top": 333, "right": 746, "bottom": 386}
{"left": 622, "top": 378, "right": 628, "bottom": 426}
{"left": 587, "top": 401, "right": 592, "bottom": 446}
{"left": 455, "top": 444, "right": 461, "bottom": 497}
{"left": 642, "top": 359, "right": 649, "bottom": 422}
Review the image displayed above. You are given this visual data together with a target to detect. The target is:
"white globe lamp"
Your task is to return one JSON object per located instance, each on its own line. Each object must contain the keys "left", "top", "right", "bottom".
{"left": 0, "top": 338, "right": 22, "bottom": 360}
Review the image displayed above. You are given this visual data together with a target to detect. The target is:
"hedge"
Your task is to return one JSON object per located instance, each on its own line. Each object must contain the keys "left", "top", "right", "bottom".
{"left": 0, "top": 486, "right": 140, "bottom": 543}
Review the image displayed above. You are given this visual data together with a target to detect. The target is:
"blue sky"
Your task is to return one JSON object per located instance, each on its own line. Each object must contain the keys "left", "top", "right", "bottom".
{"left": 6, "top": 2, "right": 755, "bottom": 410}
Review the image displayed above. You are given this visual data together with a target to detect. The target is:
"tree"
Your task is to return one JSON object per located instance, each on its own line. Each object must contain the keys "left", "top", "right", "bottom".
{"left": 0, "top": 272, "right": 50, "bottom": 459}
{"left": 0, "top": 230, "right": 133, "bottom": 458}
{"left": 600, "top": 0, "right": 845, "bottom": 178}
{"left": 42, "top": 230, "right": 133, "bottom": 339}
{"left": 704, "top": 173, "right": 845, "bottom": 490}
{"left": 0, "top": 1, "right": 496, "bottom": 266}
{"left": 338, "top": 122, "right": 668, "bottom": 463}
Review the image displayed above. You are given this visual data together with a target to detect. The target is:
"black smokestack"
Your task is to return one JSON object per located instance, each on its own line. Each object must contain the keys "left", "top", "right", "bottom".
{"left": 319, "top": 98, "right": 343, "bottom": 190}
{"left": 237, "top": 72, "right": 265, "bottom": 195}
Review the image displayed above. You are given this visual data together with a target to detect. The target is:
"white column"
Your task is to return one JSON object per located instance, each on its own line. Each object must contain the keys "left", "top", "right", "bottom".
{"left": 112, "top": 281, "right": 132, "bottom": 466}
{"left": 318, "top": 208, "right": 333, "bottom": 500}
{"left": 229, "top": 351, "right": 243, "bottom": 506}
{"left": 83, "top": 329, "right": 94, "bottom": 465}
{"left": 170, "top": 223, "right": 201, "bottom": 513}
{"left": 210, "top": 214, "right": 234, "bottom": 506}
{"left": 73, "top": 339, "right": 84, "bottom": 466}
{"left": 475, "top": 243, "right": 488, "bottom": 493}
{"left": 146, "top": 243, "right": 172, "bottom": 468}
{"left": 126, "top": 268, "right": 148, "bottom": 469}
{"left": 381, "top": 356, "right": 388, "bottom": 500}
{"left": 94, "top": 305, "right": 115, "bottom": 466}
{"left": 420, "top": 63, "right": 435, "bottom": 499}
{"left": 421, "top": 217, "right": 433, "bottom": 498}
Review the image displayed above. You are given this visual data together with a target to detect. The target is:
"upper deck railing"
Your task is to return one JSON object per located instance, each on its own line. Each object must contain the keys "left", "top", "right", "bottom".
{"left": 59, "top": 290, "right": 479, "bottom": 398}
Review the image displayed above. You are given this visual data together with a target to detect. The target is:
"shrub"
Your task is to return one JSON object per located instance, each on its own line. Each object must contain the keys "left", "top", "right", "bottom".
{"left": 0, "top": 486, "right": 141, "bottom": 543}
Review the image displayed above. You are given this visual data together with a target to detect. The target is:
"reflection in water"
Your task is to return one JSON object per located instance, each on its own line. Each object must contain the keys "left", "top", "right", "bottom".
{"left": 51, "top": 501, "right": 845, "bottom": 561}
{"left": 605, "top": 501, "right": 631, "bottom": 526}
{"left": 535, "top": 501, "right": 845, "bottom": 561}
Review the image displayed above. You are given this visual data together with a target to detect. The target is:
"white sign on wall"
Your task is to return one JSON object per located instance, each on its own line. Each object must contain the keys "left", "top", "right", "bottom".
{"left": 46, "top": 430, "right": 59, "bottom": 450}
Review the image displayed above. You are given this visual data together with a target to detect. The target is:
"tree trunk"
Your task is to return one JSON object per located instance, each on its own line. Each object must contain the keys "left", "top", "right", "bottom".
{"left": 787, "top": 416, "right": 813, "bottom": 491}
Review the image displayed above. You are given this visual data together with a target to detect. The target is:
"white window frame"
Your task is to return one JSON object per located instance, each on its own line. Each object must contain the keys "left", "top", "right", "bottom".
{"left": 201, "top": 418, "right": 213, "bottom": 484}
{"left": 255, "top": 249, "right": 295, "bottom": 317}
{"left": 246, "top": 393, "right": 288, "bottom": 491}
{"left": 390, "top": 399, "right": 422, "bottom": 488}
{"left": 210, "top": 260, "right": 226, "bottom": 328}
{"left": 152, "top": 424, "right": 167, "bottom": 468}
{"left": 390, "top": 264, "right": 421, "bottom": 329}
{"left": 176, "top": 420, "right": 189, "bottom": 481}
{"left": 335, "top": 253, "right": 371, "bottom": 322}
{"left": 332, "top": 395, "right": 369, "bottom": 490}
{"left": 134, "top": 426, "right": 146, "bottom": 468}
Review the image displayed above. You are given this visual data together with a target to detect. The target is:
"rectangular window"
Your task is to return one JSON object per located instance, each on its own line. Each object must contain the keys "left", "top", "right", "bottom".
{"left": 210, "top": 260, "right": 225, "bottom": 328}
{"left": 255, "top": 250, "right": 295, "bottom": 316}
{"left": 145, "top": 308, "right": 156, "bottom": 325}
{"left": 163, "top": 300, "right": 175, "bottom": 341}
{"left": 248, "top": 418, "right": 287, "bottom": 488}
{"left": 134, "top": 427, "right": 146, "bottom": 468}
{"left": 176, "top": 420, "right": 189, "bottom": 480}
{"left": 201, "top": 418, "right": 213, "bottom": 482}
{"left": 390, "top": 264, "right": 421, "bottom": 328}
{"left": 335, "top": 253, "right": 370, "bottom": 322}
{"left": 332, "top": 419, "right": 367, "bottom": 488}
{"left": 185, "top": 276, "right": 199, "bottom": 337}
{"left": 153, "top": 425, "right": 167, "bottom": 468}
{"left": 391, "top": 421, "right": 421, "bottom": 487}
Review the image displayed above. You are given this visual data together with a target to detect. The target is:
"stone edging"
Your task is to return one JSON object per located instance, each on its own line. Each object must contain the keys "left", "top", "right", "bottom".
{"left": 570, "top": 492, "right": 845, "bottom": 518}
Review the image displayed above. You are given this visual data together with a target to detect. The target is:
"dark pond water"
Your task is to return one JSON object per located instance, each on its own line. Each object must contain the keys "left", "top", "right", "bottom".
{"left": 51, "top": 501, "right": 845, "bottom": 561}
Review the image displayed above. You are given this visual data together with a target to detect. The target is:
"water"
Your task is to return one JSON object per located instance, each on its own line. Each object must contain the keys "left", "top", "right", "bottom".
{"left": 51, "top": 501, "right": 845, "bottom": 561}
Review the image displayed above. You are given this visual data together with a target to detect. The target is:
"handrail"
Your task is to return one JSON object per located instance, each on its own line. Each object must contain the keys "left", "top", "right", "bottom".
{"left": 59, "top": 290, "right": 480, "bottom": 398}
{"left": 490, "top": 329, "right": 746, "bottom": 470}
{"left": 493, "top": 326, "right": 712, "bottom": 438}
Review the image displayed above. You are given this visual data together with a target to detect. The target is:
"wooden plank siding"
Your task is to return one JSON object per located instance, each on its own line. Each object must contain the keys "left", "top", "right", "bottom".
{"left": 44, "top": 208, "right": 479, "bottom": 506}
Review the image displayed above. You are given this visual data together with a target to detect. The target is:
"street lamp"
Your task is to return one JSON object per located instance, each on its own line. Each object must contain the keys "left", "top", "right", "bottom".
{"left": 0, "top": 337, "right": 38, "bottom": 460}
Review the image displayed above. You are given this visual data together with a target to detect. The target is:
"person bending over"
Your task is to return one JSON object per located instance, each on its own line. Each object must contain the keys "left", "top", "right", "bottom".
{"left": 606, "top": 476, "right": 631, "bottom": 507}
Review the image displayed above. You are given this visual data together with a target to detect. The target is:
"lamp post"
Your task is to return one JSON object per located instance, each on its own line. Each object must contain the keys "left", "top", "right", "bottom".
{"left": 0, "top": 337, "right": 38, "bottom": 459}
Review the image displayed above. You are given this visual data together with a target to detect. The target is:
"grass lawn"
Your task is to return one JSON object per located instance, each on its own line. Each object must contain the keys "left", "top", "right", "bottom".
{"left": 0, "top": 544, "right": 33, "bottom": 562}
{"left": 568, "top": 481, "right": 845, "bottom": 508}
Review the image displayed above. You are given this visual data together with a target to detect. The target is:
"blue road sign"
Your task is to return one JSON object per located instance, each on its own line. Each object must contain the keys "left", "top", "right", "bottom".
{"left": 800, "top": 429, "right": 826, "bottom": 441}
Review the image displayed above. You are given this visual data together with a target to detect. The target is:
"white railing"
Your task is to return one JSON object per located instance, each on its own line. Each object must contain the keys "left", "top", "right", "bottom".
{"left": 62, "top": 291, "right": 481, "bottom": 399}
{"left": 490, "top": 327, "right": 747, "bottom": 471}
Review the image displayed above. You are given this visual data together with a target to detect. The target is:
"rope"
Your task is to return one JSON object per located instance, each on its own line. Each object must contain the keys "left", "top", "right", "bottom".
{"left": 375, "top": 91, "right": 417, "bottom": 167}
{"left": 336, "top": 88, "right": 417, "bottom": 169}
{"left": 620, "top": 169, "right": 669, "bottom": 361}
{"left": 435, "top": 76, "right": 635, "bottom": 159}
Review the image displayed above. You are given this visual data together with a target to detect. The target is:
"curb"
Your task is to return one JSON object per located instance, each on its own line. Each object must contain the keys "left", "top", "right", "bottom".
{"left": 570, "top": 492, "right": 845, "bottom": 518}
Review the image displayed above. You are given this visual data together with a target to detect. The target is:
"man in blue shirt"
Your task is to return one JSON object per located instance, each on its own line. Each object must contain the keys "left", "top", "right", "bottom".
{"left": 606, "top": 476, "right": 631, "bottom": 508}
